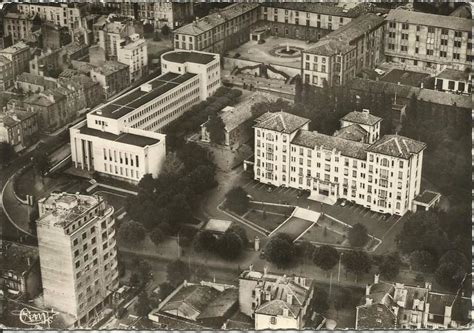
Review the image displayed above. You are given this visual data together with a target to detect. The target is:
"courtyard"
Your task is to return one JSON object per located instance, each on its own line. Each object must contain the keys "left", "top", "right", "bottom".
{"left": 225, "top": 36, "right": 313, "bottom": 69}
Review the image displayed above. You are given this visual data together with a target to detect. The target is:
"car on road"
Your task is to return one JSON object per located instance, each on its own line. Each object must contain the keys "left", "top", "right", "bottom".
{"left": 267, "top": 186, "right": 274, "bottom": 193}
{"left": 247, "top": 194, "right": 254, "bottom": 200}
{"left": 340, "top": 199, "right": 347, "bottom": 207}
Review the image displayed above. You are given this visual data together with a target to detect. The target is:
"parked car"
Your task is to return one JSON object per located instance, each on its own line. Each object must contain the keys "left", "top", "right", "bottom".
{"left": 340, "top": 199, "right": 347, "bottom": 207}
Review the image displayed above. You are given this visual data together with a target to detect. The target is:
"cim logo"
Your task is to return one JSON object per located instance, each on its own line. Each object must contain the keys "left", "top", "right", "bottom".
{"left": 12, "top": 308, "right": 57, "bottom": 327}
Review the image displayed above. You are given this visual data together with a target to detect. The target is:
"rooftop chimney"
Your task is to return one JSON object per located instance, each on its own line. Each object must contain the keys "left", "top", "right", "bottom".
{"left": 374, "top": 274, "right": 380, "bottom": 284}
{"left": 282, "top": 308, "right": 289, "bottom": 317}
{"left": 366, "top": 284, "right": 371, "bottom": 296}
{"left": 365, "top": 297, "right": 373, "bottom": 306}
{"left": 263, "top": 266, "right": 268, "bottom": 276}
{"left": 287, "top": 293, "right": 293, "bottom": 305}
{"left": 249, "top": 264, "right": 253, "bottom": 272}
{"left": 424, "top": 282, "right": 432, "bottom": 290}
{"left": 362, "top": 108, "right": 370, "bottom": 114}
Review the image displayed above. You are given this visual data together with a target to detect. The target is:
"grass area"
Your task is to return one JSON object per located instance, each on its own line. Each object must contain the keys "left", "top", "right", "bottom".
{"left": 299, "top": 223, "right": 345, "bottom": 245}
{"left": 248, "top": 202, "right": 294, "bottom": 215}
{"left": 277, "top": 217, "right": 314, "bottom": 240}
{"left": 243, "top": 209, "right": 288, "bottom": 233}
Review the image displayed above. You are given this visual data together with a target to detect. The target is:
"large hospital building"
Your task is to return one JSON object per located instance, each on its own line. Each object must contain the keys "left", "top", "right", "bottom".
{"left": 70, "top": 50, "right": 221, "bottom": 183}
{"left": 253, "top": 110, "right": 426, "bottom": 216}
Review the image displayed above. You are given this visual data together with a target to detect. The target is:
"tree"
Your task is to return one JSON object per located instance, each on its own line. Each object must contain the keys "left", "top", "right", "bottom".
{"left": 435, "top": 251, "right": 469, "bottom": 291}
{"left": 161, "top": 152, "right": 185, "bottom": 176}
{"left": 264, "top": 233, "right": 296, "bottom": 268}
{"left": 294, "top": 75, "right": 303, "bottom": 103}
{"left": 379, "top": 254, "right": 401, "bottom": 280}
{"left": 137, "top": 260, "right": 152, "bottom": 287}
{"left": 225, "top": 187, "right": 249, "bottom": 215}
{"left": 135, "top": 291, "right": 151, "bottom": 317}
{"left": 227, "top": 224, "right": 248, "bottom": 246}
{"left": 166, "top": 260, "right": 191, "bottom": 287}
{"left": 207, "top": 113, "right": 226, "bottom": 144}
{"left": 342, "top": 251, "right": 371, "bottom": 280}
{"left": 157, "top": 282, "right": 175, "bottom": 301}
{"left": 0, "top": 142, "right": 15, "bottom": 166}
{"left": 117, "top": 220, "right": 146, "bottom": 246}
{"left": 409, "top": 250, "right": 436, "bottom": 273}
{"left": 312, "top": 245, "right": 339, "bottom": 271}
{"left": 150, "top": 227, "right": 165, "bottom": 246}
{"left": 194, "top": 230, "right": 218, "bottom": 252}
{"left": 161, "top": 24, "right": 170, "bottom": 36}
{"left": 218, "top": 231, "right": 243, "bottom": 260}
{"left": 348, "top": 223, "right": 369, "bottom": 247}
{"left": 32, "top": 151, "right": 50, "bottom": 177}
{"left": 138, "top": 174, "right": 155, "bottom": 194}
{"left": 312, "top": 288, "right": 329, "bottom": 314}
{"left": 129, "top": 273, "right": 141, "bottom": 288}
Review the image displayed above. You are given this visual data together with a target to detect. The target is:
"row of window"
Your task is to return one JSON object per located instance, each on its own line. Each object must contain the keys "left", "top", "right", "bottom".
{"left": 104, "top": 163, "right": 141, "bottom": 180}
{"left": 388, "top": 22, "right": 471, "bottom": 39}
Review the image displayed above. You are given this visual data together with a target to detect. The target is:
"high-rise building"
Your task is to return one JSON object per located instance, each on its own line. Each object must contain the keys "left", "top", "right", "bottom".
{"left": 36, "top": 192, "right": 119, "bottom": 326}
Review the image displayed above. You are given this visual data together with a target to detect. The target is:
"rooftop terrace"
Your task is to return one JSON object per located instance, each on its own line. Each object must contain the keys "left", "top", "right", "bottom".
{"left": 79, "top": 125, "right": 161, "bottom": 148}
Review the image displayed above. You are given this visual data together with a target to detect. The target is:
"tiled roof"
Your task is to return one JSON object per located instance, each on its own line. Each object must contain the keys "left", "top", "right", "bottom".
{"left": 217, "top": 92, "right": 279, "bottom": 131}
{"left": 292, "top": 130, "right": 370, "bottom": 160}
{"left": 0, "top": 242, "right": 38, "bottom": 274}
{"left": 436, "top": 68, "right": 470, "bottom": 82}
{"left": 386, "top": 8, "right": 472, "bottom": 31}
{"left": 16, "top": 72, "right": 57, "bottom": 88}
{"left": 161, "top": 285, "right": 220, "bottom": 318}
{"left": 256, "top": 299, "right": 300, "bottom": 317}
{"left": 174, "top": 3, "right": 259, "bottom": 36}
{"left": 417, "top": 89, "right": 471, "bottom": 109}
{"left": 254, "top": 111, "right": 309, "bottom": 134}
{"left": 341, "top": 111, "right": 382, "bottom": 126}
{"left": 91, "top": 61, "right": 128, "bottom": 76}
{"left": 264, "top": 2, "right": 369, "bottom": 18}
{"left": 0, "top": 41, "right": 29, "bottom": 54}
{"left": 334, "top": 123, "right": 367, "bottom": 142}
{"left": 367, "top": 135, "right": 426, "bottom": 159}
{"left": 197, "top": 288, "right": 238, "bottom": 319}
{"left": 306, "top": 14, "right": 385, "bottom": 56}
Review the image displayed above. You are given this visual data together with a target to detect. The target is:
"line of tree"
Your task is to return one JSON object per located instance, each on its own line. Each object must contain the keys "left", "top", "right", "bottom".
{"left": 0, "top": 142, "right": 16, "bottom": 166}
{"left": 194, "top": 224, "right": 248, "bottom": 260}
{"left": 125, "top": 142, "right": 217, "bottom": 237}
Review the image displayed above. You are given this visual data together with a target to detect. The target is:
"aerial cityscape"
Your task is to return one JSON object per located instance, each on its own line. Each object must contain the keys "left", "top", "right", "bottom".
{"left": 0, "top": 0, "right": 471, "bottom": 330}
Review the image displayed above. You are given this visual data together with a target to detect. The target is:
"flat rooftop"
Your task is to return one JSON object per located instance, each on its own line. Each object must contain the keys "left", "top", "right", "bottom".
{"left": 80, "top": 126, "right": 160, "bottom": 147}
{"left": 92, "top": 71, "right": 197, "bottom": 120}
{"left": 162, "top": 51, "right": 217, "bottom": 65}
{"left": 381, "top": 69, "right": 431, "bottom": 88}
{"left": 436, "top": 68, "right": 471, "bottom": 82}
{"left": 414, "top": 190, "right": 441, "bottom": 205}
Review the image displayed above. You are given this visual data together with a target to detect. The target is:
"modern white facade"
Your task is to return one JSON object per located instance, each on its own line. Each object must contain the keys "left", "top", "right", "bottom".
{"left": 36, "top": 192, "right": 119, "bottom": 326}
{"left": 253, "top": 110, "right": 426, "bottom": 215}
{"left": 71, "top": 50, "right": 220, "bottom": 183}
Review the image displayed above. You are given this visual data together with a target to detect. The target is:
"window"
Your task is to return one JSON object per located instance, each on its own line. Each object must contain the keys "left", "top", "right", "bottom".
{"left": 270, "top": 316, "right": 277, "bottom": 325}
{"left": 401, "top": 33, "right": 408, "bottom": 40}
{"left": 454, "top": 31, "right": 462, "bottom": 38}
{"left": 389, "top": 22, "right": 396, "bottom": 28}
{"left": 427, "top": 49, "right": 433, "bottom": 56}
{"left": 454, "top": 41, "right": 462, "bottom": 48}
{"left": 73, "top": 238, "right": 78, "bottom": 246}
{"left": 428, "top": 27, "right": 435, "bottom": 33}
{"left": 402, "top": 23, "right": 408, "bottom": 30}
{"left": 401, "top": 45, "right": 408, "bottom": 52}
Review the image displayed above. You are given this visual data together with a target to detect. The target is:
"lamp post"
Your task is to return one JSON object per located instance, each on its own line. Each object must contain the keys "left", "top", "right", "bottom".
{"left": 337, "top": 252, "right": 344, "bottom": 284}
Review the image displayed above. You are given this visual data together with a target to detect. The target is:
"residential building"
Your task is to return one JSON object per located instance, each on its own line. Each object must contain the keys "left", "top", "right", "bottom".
{"left": 58, "top": 72, "right": 104, "bottom": 109}
{"left": 385, "top": 9, "right": 472, "bottom": 71}
{"left": 23, "top": 88, "right": 70, "bottom": 133}
{"left": 2, "top": 12, "right": 38, "bottom": 44}
{"left": 107, "top": 1, "right": 193, "bottom": 29}
{"left": 258, "top": 2, "right": 369, "bottom": 41}
{"left": 70, "top": 50, "right": 220, "bottom": 183}
{"left": 173, "top": 3, "right": 260, "bottom": 54}
{"left": 148, "top": 280, "right": 239, "bottom": 329}
{"left": 90, "top": 61, "right": 130, "bottom": 99}
{"left": 15, "top": 2, "right": 87, "bottom": 30}
{"left": 0, "top": 41, "right": 30, "bottom": 90}
{"left": 15, "top": 72, "right": 58, "bottom": 94}
{"left": 0, "top": 104, "right": 39, "bottom": 152}
{"left": 116, "top": 33, "right": 148, "bottom": 82}
{"left": 356, "top": 274, "right": 472, "bottom": 329}
{"left": 239, "top": 268, "right": 315, "bottom": 330}
{"left": 434, "top": 68, "right": 472, "bottom": 95}
{"left": 36, "top": 192, "right": 119, "bottom": 326}
{"left": 0, "top": 242, "right": 42, "bottom": 298}
{"left": 302, "top": 13, "right": 385, "bottom": 87}
{"left": 41, "top": 22, "right": 72, "bottom": 50}
{"left": 252, "top": 110, "right": 426, "bottom": 215}
{"left": 97, "top": 16, "right": 143, "bottom": 60}
{"left": 29, "top": 48, "right": 66, "bottom": 77}
{"left": 201, "top": 92, "right": 279, "bottom": 148}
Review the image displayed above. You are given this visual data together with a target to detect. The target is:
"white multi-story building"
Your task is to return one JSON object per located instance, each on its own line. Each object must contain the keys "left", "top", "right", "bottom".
{"left": 36, "top": 192, "right": 119, "bottom": 326}
{"left": 116, "top": 34, "right": 148, "bottom": 82}
{"left": 70, "top": 50, "right": 221, "bottom": 183}
{"left": 253, "top": 110, "right": 426, "bottom": 215}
